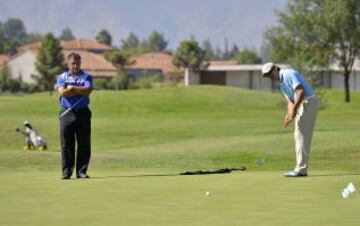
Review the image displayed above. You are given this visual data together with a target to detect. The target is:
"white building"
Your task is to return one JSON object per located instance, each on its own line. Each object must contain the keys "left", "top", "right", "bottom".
{"left": 192, "top": 61, "right": 360, "bottom": 91}
{"left": 7, "top": 39, "right": 116, "bottom": 84}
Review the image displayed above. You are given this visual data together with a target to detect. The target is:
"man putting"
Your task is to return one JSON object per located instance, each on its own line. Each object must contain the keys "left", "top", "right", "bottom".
{"left": 262, "top": 62, "right": 319, "bottom": 177}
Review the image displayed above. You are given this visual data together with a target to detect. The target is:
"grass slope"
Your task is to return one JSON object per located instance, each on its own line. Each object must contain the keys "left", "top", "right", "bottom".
{"left": 1, "top": 86, "right": 359, "bottom": 172}
{"left": 0, "top": 86, "right": 359, "bottom": 226}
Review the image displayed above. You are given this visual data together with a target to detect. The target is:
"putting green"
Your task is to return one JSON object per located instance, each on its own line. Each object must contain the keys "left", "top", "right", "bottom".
{"left": 1, "top": 86, "right": 360, "bottom": 225}
{"left": 0, "top": 170, "right": 358, "bottom": 226}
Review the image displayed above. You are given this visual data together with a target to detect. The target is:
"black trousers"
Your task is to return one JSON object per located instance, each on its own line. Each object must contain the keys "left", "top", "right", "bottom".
{"left": 60, "top": 107, "right": 91, "bottom": 176}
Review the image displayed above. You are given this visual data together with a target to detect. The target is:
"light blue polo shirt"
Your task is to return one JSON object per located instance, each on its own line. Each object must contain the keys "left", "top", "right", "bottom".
{"left": 56, "top": 69, "right": 93, "bottom": 108}
{"left": 279, "top": 69, "right": 314, "bottom": 102}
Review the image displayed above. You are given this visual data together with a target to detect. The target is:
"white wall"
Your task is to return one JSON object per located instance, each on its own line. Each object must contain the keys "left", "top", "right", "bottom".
{"left": 189, "top": 71, "right": 200, "bottom": 85}
{"left": 226, "top": 71, "right": 250, "bottom": 88}
{"left": 8, "top": 52, "right": 37, "bottom": 83}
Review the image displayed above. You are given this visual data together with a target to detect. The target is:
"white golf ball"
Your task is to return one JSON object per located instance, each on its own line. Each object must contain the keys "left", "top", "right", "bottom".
{"left": 205, "top": 191, "right": 211, "bottom": 196}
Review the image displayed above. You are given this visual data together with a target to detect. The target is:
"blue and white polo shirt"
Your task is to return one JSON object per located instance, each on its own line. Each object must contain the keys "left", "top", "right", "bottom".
{"left": 56, "top": 69, "right": 93, "bottom": 108}
{"left": 279, "top": 69, "right": 314, "bottom": 102}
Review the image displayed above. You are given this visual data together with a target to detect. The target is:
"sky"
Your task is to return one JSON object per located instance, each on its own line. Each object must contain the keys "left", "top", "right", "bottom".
{"left": 0, "top": 0, "right": 288, "bottom": 51}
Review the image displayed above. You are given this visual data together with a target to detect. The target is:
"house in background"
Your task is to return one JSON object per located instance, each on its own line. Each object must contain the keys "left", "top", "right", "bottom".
{"left": 194, "top": 61, "right": 360, "bottom": 91}
{"left": 316, "top": 59, "right": 360, "bottom": 90}
{"left": 0, "top": 55, "right": 9, "bottom": 67}
{"left": 8, "top": 39, "right": 116, "bottom": 83}
{"left": 125, "top": 52, "right": 183, "bottom": 82}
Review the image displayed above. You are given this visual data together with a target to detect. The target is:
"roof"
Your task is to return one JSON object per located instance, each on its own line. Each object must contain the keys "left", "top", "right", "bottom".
{"left": 126, "top": 52, "right": 182, "bottom": 74}
{"left": 205, "top": 64, "right": 289, "bottom": 72}
{"left": 61, "top": 39, "right": 112, "bottom": 51}
{"left": 209, "top": 60, "right": 238, "bottom": 66}
{"left": 62, "top": 50, "right": 116, "bottom": 78}
{"left": 18, "top": 39, "right": 112, "bottom": 53}
{"left": 0, "top": 55, "right": 9, "bottom": 66}
{"left": 18, "top": 42, "right": 41, "bottom": 52}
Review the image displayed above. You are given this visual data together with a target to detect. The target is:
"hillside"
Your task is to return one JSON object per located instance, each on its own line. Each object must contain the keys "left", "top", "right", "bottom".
{"left": 0, "top": 86, "right": 359, "bottom": 172}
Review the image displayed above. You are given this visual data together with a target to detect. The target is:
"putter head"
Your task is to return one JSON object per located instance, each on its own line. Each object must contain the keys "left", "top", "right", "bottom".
{"left": 256, "top": 159, "right": 265, "bottom": 165}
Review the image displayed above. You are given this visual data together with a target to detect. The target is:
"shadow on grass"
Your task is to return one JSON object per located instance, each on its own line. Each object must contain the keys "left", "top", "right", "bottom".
{"left": 90, "top": 173, "right": 181, "bottom": 179}
{"left": 90, "top": 168, "right": 247, "bottom": 179}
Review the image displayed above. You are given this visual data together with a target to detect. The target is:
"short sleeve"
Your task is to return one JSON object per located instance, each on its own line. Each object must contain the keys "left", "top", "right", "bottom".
{"left": 56, "top": 75, "right": 66, "bottom": 89}
{"left": 289, "top": 71, "right": 301, "bottom": 90}
{"left": 84, "top": 75, "right": 93, "bottom": 89}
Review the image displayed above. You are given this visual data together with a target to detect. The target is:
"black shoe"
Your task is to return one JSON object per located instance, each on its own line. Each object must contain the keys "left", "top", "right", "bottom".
{"left": 61, "top": 174, "right": 71, "bottom": 180}
{"left": 76, "top": 173, "right": 90, "bottom": 179}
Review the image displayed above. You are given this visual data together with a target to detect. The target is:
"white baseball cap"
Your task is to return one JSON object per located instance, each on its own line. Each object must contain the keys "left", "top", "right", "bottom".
{"left": 262, "top": 62, "right": 275, "bottom": 76}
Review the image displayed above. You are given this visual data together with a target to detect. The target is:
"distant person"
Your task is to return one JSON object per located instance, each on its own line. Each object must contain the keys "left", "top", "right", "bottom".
{"left": 16, "top": 121, "right": 47, "bottom": 150}
{"left": 56, "top": 52, "right": 93, "bottom": 180}
{"left": 262, "top": 62, "right": 319, "bottom": 177}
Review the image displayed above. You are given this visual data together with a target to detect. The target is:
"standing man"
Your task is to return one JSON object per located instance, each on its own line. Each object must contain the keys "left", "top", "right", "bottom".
{"left": 262, "top": 62, "right": 319, "bottom": 177}
{"left": 56, "top": 52, "right": 93, "bottom": 180}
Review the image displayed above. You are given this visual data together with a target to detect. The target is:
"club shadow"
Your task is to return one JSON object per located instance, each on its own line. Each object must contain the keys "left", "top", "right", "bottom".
{"left": 90, "top": 173, "right": 181, "bottom": 179}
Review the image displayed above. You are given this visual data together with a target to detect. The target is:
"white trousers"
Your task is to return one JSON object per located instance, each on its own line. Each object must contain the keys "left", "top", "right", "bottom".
{"left": 294, "top": 97, "right": 319, "bottom": 174}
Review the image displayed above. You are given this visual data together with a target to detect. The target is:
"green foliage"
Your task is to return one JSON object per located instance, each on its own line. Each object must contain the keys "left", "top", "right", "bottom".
{"left": 0, "top": 64, "right": 15, "bottom": 92}
{"left": 109, "top": 70, "right": 130, "bottom": 90}
{"left": 19, "top": 32, "right": 43, "bottom": 45}
{"left": 264, "top": 0, "right": 360, "bottom": 102}
{"left": 104, "top": 50, "right": 134, "bottom": 69}
{"left": 58, "top": 27, "right": 75, "bottom": 41}
{"left": 233, "top": 48, "right": 262, "bottom": 64}
{"left": 120, "top": 32, "right": 140, "bottom": 55}
{"left": 172, "top": 40, "right": 207, "bottom": 72}
{"left": 33, "top": 33, "right": 65, "bottom": 94}
{"left": 130, "top": 74, "right": 163, "bottom": 89}
{"left": 93, "top": 78, "right": 112, "bottom": 90}
{"left": 1, "top": 18, "right": 26, "bottom": 43}
{"left": 142, "top": 30, "right": 168, "bottom": 52}
{"left": 0, "top": 18, "right": 43, "bottom": 55}
{"left": 95, "top": 29, "right": 112, "bottom": 46}
{"left": 201, "top": 39, "right": 215, "bottom": 60}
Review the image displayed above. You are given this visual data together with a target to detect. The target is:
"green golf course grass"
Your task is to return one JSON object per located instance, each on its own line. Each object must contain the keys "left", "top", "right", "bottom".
{"left": 0, "top": 86, "right": 359, "bottom": 226}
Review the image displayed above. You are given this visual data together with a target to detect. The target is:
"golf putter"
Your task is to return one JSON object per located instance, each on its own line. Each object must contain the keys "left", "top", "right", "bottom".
{"left": 59, "top": 88, "right": 98, "bottom": 119}
{"left": 256, "top": 127, "right": 286, "bottom": 165}
{"left": 59, "top": 96, "right": 86, "bottom": 119}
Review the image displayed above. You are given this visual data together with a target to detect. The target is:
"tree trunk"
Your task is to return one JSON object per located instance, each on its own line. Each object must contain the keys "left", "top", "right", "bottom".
{"left": 49, "top": 85, "right": 53, "bottom": 96}
{"left": 184, "top": 68, "right": 190, "bottom": 87}
{"left": 344, "top": 70, "right": 350, "bottom": 103}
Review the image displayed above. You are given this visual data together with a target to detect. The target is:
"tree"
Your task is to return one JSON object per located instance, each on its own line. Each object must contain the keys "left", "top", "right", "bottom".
{"left": 228, "top": 44, "right": 240, "bottom": 59}
{"left": 234, "top": 48, "right": 262, "bottom": 64}
{"left": 264, "top": 0, "right": 360, "bottom": 103}
{"left": 33, "top": 33, "right": 65, "bottom": 95}
{"left": 59, "top": 27, "right": 75, "bottom": 41}
{"left": 202, "top": 39, "right": 215, "bottom": 60}
{"left": 20, "top": 32, "right": 43, "bottom": 45}
{"left": 0, "top": 63, "right": 23, "bottom": 93}
{"left": 145, "top": 31, "right": 168, "bottom": 52}
{"left": 2, "top": 18, "right": 26, "bottom": 43}
{"left": 121, "top": 32, "right": 140, "bottom": 53}
{"left": 96, "top": 29, "right": 112, "bottom": 46}
{"left": 0, "top": 63, "right": 12, "bottom": 92}
{"left": 104, "top": 50, "right": 134, "bottom": 90}
{"left": 222, "top": 37, "right": 230, "bottom": 60}
{"left": 0, "top": 18, "right": 27, "bottom": 55}
{"left": 172, "top": 40, "right": 207, "bottom": 86}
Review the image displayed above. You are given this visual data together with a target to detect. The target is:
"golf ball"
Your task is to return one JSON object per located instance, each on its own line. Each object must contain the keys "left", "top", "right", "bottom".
{"left": 205, "top": 191, "right": 211, "bottom": 196}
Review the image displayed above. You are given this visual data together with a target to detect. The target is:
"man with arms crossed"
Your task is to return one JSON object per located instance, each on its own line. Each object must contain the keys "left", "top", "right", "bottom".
{"left": 56, "top": 52, "right": 93, "bottom": 180}
{"left": 262, "top": 62, "right": 319, "bottom": 177}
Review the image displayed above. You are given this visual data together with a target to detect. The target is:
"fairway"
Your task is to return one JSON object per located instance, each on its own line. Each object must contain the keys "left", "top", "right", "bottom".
{"left": 0, "top": 86, "right": 359, "bottom": 225}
